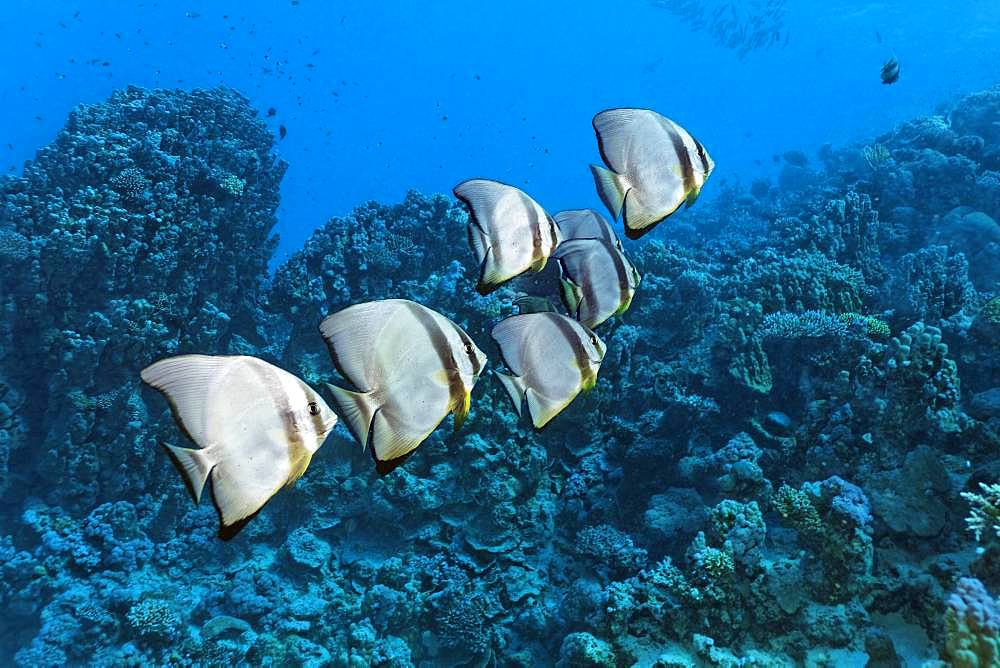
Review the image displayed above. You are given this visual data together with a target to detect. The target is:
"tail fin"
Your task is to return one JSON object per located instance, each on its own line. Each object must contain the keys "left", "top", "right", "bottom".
{"left": 590, "top": 164, "right": 626, "bottom": 220}
{"left": 162, "top": 443, "right": 214, "bottom": 503}
{"left": 494, "top": 371, "right": 526, "bottom": 417}
{"left": 325, "top": 383, "right": 377, "bottom": 451}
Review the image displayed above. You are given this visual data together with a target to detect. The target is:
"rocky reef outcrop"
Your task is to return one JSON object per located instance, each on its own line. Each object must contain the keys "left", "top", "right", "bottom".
{"left": 1, "top": 83, "right": 1000, "bottom": 665}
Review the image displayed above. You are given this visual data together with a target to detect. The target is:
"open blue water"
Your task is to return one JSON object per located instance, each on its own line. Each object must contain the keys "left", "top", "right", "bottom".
{"left": 4, "top": 0, "right": 1000, "bottom": 261}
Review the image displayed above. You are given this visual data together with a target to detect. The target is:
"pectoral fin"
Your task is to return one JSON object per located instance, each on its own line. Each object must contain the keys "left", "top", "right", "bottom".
{"left": 453, "top": 391, "right": 471, "bottom": 431}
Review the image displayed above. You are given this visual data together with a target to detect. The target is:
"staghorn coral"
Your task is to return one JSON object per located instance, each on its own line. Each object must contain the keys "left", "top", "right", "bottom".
{"left": 759, "top": 310, "right": 849, "bottom": 341}
{"left": 963, "top": 483, "right": 1000, "bottom": 544}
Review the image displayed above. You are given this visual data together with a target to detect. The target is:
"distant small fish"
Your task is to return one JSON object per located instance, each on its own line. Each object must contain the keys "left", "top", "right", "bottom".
{"left": 874, "top": 29, "right": 883, "bottom": 44}
{"left": 267, "top": 107, "right": 277, "bottom": 117}
{"left": 279, "top": 124, "right": 287, "bottom": 139}
{"left": 881, "top": 57, "right": 900, "bottom": 85}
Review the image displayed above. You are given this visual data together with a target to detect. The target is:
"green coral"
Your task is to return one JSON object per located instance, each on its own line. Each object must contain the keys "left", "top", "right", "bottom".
{"left": 773, "top": 484, "right": 824, "bottom": 538}
{"left": 838, "top": 312, "right": 890, "bottom": 340}
{"left": 979, "top": 296, "right": 1000, "bottom": 325}
{"left": 218, "top": 172, "right": 245, "bottom": 197}
{"left": 126, "top": 598, "right": 180, "bottom": 642}
{"left": 701, "top": 548, "right": 735, "bottom": 579}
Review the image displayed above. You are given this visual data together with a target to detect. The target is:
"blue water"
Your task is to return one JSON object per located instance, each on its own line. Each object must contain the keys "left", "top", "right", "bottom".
{"left": 3, "top": 1, "right": 1000, "bottom": 665}
{"left": 4, "top": 0, "right": 999, "bottom": 261}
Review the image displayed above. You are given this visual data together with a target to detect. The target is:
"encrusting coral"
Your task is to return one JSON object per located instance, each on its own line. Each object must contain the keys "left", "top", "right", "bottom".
{"left": 2, "top": 83, "right": 1000, "bottom": 664}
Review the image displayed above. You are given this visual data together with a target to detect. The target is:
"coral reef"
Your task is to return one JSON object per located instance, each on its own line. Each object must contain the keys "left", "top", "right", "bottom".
{"left": 2, "top": 83, "right": 1000, "bottom": 664}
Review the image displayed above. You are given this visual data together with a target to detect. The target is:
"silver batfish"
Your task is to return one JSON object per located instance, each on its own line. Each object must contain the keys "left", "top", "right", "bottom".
{"left": 320, "top": 299, "right": 487, "bottom": 474}
{"left": 492, "top": 312, "right": 606, "bottom": 428}
{"left": 555, "top": 237, "right": 640, "bottom": 329}
{"left": 454, "top": 179, "right": 562, "bottom": 294}
{"left": 554, "top": 209, "right": 621, "bottom": 248}
{"left": 141, "top": 354, "right": 337, "bottom": 540}
{"left": 590, "top": 108, "right": 714, "bottom": 239}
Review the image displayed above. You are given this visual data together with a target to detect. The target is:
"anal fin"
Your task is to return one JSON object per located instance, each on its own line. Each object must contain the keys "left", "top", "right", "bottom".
{"left": 590, "top": 164, "right": 626, "bottom": 220}
{"left": 494, "top": 371, "right": 526, "bottom": 417}
{"left": 370, "top": 409, "right": 428, "bottom": 476}
{"left": 525, "top": 388, "right": 571, "bottom": 429}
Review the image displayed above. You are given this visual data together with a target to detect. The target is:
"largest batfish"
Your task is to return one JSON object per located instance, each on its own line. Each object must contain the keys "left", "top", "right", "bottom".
{"left": 141, "top": 354, "right": 337, "bottom": 540}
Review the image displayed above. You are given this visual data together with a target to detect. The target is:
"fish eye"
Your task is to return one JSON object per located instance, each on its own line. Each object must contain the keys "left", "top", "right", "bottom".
{"left": 590, "top": 334, "right": 598, "bottom": 346}
{"left": 465, "top": 342, "right": 474, "bottom": 355}
{"left": 308, "top": 401, "right": 320, "bottom": 416}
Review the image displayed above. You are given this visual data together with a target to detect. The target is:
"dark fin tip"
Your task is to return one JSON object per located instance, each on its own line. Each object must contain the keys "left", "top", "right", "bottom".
{"left": 624, "top": 225, "right": 646, "bottom": 240}
{"left": 210, "top": 476, "right": 265, "bottom": 542}
{"left": 218, "top": 515, "right": 254, "bottom": 541}
{"left": 372, "top": 446, "right": 414, "bottom": 476}
{"left": 476, "top": 246, "right": 497, "bottom": 296}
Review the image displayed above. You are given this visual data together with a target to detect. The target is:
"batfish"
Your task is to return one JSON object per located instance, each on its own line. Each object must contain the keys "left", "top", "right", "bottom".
{"left": 454, "top": 179, "right": 561, "bottom": 295}
{"left": 554, "top": 209, "right": 621, "bottom": 248}
{"left": 319, "top": 299, "right": 487, "bottom": 474}
{"left": 492, "top": 312, "right": 606, "bottom": 428}
{"left": 555, "top": 237, "right": 640, "bottom": 329}
{"left": 590, "top": 108, "right": 714, "bottom": 239}
{"left": 140, "top": 354, "right": 337, "bottom": 540}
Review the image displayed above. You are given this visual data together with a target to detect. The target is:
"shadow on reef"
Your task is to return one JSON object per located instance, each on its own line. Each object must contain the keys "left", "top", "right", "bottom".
{"left": 1, "top": 84, "right": 1000, "bottom": 665}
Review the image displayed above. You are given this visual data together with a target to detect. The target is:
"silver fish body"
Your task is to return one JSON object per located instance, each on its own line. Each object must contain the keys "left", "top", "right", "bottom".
{"left": 140, "top": 354, "right": 337, "bottom": 540}
{"left": 590, "top": 108, "right": 714, "bottom": 239}
{"left": 555, "top": 237, "right": 640, "bottom": 329}
{"left": 319, "top": 299, "right": 487, "bottom": 475}
{"left": 492, "top": 312, "right": 606, "bottom": 429}
{"left": 454, "top": 179, "right": 562, "bottom": 294}
{"left": 553, "top": 208, "right": 621, "bottom": 248}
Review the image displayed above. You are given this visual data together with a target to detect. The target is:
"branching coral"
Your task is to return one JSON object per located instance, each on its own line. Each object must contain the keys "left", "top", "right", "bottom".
{"left": 962, "top": 483, "right": 1000, "bottom": 543}
{"left": 110, "top": 167, "right": 150, "bottom": 200}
